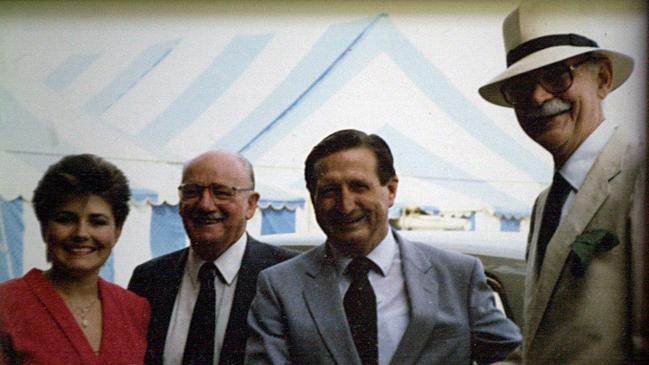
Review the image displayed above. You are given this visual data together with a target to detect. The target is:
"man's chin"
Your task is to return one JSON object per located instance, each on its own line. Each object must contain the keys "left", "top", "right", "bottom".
{"left": 190, "top": 240, "right": 229, "bottom": 260}
{"left": 327, "top": 233, "right": 371, "bottom": 255}
{"left": 526, "top": 122, "right": 564, "bottom": 147}
{"left": 187, "top": 225, "right": 225, "bottom": 239}
{"left": 534, "top": 126, "right": 569, "bottom": 150}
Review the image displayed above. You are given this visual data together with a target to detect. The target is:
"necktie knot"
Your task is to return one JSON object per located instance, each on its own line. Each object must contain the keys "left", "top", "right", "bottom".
{"left": 543, "top": 172, "right": 572, "bottom": 220}
{"left": 346, "top": 257, "right": 377, "bottom": 279}
{"left": 552, "top": 172, "right": 571, "bottom": 195}
{"left": 198, "top": 263, "right": 218, "bottom": 289}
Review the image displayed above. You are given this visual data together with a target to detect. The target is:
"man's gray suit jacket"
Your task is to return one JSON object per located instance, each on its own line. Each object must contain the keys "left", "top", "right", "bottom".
{"left": 245, "top": 231, "right": 522, "bottom": 365}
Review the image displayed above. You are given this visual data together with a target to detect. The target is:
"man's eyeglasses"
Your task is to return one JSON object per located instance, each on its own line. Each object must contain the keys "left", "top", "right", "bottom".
{"left": 178, "top": 183, "right": 254, "bottom": 202}
{"left": 501, "top": 57, "right": 600, "bottom": 106}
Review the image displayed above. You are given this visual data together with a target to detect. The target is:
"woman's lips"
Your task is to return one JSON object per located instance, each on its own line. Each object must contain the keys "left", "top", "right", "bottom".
{"left": 65, "top": 246, "right": 97, "bottom": 255}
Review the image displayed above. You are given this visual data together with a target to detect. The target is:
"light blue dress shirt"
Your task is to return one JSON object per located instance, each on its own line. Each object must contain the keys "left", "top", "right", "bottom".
{"left": 559, "top": 119, "right": 617, "bottom": 220}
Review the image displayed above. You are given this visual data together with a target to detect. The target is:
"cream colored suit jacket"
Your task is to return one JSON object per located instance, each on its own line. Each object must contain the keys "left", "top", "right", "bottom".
{"left": 501, "top": 127, "right": 644, "bottom": 364}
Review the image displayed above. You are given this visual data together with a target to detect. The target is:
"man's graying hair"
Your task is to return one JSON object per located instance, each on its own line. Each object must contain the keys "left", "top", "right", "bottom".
{"left": 237, "top": 154, "right": 256, "bottom": 189}
{"left": 582, "top": 51, "right": 609, "bottom": 74}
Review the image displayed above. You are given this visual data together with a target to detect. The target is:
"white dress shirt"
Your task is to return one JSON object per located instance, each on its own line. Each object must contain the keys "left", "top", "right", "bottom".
{"left": 163, "top": 233, "right": 248, "bottom": 365}
{"left": 558, "top": 119, "right": 617, "bottom": 221}
{"left": 330, "top": 230, "right": 410, "bottom": 365}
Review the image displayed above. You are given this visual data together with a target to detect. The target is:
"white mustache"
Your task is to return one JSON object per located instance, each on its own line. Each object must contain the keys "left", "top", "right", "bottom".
{"left": 192, "top": 213, "right": 225, "bottom": 224}
{"left": 519, "top": 99, "right": 572, "bottom": 120}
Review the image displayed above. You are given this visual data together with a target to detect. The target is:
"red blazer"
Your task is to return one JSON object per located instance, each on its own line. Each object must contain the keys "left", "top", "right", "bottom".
{"left": 0, "top": 269, "right": 150, "bottom": 365}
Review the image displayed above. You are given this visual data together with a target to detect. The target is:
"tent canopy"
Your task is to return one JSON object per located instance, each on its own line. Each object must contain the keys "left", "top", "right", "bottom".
{"left": 0, "top": 11, "right": 552, "bottom": 217}
{"left": 1, "top": 1, "right": 645, "bottom": 286}
{"left": 2, "top": 1, "right": 645, "bottom": 217}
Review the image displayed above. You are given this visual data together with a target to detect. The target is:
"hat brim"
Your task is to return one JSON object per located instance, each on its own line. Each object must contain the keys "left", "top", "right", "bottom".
{"left": 478, "top": 46, "right": 634, "bottom": 107}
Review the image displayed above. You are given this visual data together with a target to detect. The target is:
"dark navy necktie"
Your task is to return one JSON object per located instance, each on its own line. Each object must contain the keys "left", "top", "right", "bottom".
{"left": 537, "top": 172, "right": 572, "bottom": 268}
{"left": 182, "top": 262, "right": 220, "bottom": 365}
{"left": 344, "top": 257, "right": 378, "bottom": 365}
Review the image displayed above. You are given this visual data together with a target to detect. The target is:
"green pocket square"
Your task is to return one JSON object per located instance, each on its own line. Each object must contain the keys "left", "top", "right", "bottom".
{"left": 569, "top": 230, "right": 619, "bottom": 277}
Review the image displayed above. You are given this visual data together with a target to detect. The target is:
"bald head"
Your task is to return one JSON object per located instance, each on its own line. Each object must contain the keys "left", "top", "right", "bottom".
{"left": 182, "top": 151, "right": 255, "bottom": 189}
{"left": 179, "top": 150, "right": 259, "bottom": 261}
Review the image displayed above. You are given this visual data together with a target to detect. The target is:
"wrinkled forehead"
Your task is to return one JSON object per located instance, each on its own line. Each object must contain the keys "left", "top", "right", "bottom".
{"left": 314, "top": 148, "right": 379, "bottom": 181}
{"left": 182, "top": 153, "right": 250, "bottom": 185}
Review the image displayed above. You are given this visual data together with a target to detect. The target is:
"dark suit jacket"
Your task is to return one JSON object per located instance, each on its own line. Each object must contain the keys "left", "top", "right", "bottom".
{"left": 128, "top": 235, "right": 297, "bottom": 365}
{"left": 246, "top": 231, "right": 522, "bottom": 365}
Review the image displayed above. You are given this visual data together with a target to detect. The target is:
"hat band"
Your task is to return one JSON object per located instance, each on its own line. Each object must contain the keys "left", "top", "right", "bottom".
{"left": 507, "top": 33, "right": 599, "bottom": 66}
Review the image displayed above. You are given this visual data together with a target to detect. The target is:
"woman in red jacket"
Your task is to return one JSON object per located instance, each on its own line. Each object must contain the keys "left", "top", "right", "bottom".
{"left": 0, "top": 154, "right": 150, "bottom": 365}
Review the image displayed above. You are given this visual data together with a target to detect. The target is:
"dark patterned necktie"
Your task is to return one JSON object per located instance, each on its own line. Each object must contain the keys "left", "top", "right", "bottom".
{"left": 344, "top": 257, "right": 378, "bottom": 365}
{"left": 182, "top": 263, "right": 220, "bottom": 365}
{"left": 537, "top": 172, "right": 572, "bottom": 268}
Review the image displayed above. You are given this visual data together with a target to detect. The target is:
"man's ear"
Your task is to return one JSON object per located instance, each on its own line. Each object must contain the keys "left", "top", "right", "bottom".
{"left": 386, "top": 176, "right": 399, "bottom": 207}
{"left": 596, "top": 58, "right": 613, "bottom": 99}
{"left": 245, "top": 192, "right": 260, "bottom": 220}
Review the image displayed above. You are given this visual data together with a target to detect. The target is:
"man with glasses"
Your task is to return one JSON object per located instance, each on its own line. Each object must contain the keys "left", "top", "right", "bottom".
{"left": 129, "top": 151, "right": 296, "bottom": 365}
{"left": 479, "top": 1, "right": 645, "bottom": 364}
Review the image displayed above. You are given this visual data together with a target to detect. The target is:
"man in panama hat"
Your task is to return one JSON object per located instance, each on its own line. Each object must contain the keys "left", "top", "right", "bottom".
{"left": 479, "top": 1, "right": 646, "bottom": 364}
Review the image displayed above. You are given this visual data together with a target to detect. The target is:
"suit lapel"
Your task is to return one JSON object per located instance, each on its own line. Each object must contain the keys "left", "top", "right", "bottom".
{"left": 25, "top": 270, "right": 98, "bottom": 364}
{"left": 390, "top": 234, "right": 437, "bottom": 365}
{"left": 149, "top": 249, "right": 188, "bottom": 365}
{"left": 527, "top": 191, "right": 547, "bottom": 286}
{"left": 220, "top": 237, "right": 265, "bottom": 363}
{"left": 303, "top": 245, "right": 361, "bottom": 365}
{"left": 523, "top": 191, "right": 545, "bottom": 345}
{"left": 525, "top": 129, "right": 626, "bottom": 344}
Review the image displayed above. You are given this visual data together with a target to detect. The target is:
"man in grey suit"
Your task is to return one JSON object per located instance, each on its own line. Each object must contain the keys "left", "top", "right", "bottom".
{"left": 245, "top": 129, "right": 521, "bottom": 365}
{"left": 129, "top": 151, "right": 296, "bottom": 365}
{"left": 478, "top": 1, "right": 646, "bottom": 363}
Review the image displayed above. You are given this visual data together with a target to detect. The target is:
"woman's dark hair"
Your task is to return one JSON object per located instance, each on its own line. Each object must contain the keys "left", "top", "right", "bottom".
{"left": 32, "top": 154, "right": 131, "bottom": 228}
{"left": 304, "top": 129, "right": 396, "bottom": 195}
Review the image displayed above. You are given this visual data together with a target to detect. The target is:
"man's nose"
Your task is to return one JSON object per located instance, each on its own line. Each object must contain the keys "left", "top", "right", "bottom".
{"left": 528, "top": 82, "right": 555, "bottom": 106}
{"left": 196, "top": 188, "right": 217, "bottom": 210}
{"left": 337, "top": 189, "right": 356, "bottom": 213}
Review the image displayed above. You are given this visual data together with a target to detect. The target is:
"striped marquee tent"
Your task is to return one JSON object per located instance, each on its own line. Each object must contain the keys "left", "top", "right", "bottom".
{"left": 1, "top": 1, "right": 645, "bottom": 286}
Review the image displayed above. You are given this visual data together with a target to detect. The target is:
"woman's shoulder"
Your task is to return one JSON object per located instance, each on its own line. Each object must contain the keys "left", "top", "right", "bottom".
{"left": 0, "top": 276, "right": 25, "bottom": 293}
{"left": 99, "top": 278, "right": 151, "bottom": 326}
{"left": 0, "top": 270, "right": 50, "bottom": 326}
{"left": 0, "top": 277, "right": 27, "bottom": 309}
{"left": 0, "top": 269, "right": 44, "bottom": 300}
{"left": 97, "top": 279, "right": 150, "bottom": 340}
{"left": 98, "top": 278, "right": 148, "bottom": 306}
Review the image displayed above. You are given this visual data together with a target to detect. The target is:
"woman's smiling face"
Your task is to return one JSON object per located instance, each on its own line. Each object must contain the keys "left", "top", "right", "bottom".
{"left": 43, "top": 194, "right": 121, "bottom": 277}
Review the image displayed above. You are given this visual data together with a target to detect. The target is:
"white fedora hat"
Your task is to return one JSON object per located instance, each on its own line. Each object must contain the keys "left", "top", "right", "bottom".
{"left": 479, "top": 0, "right": 634, "bottom": 107}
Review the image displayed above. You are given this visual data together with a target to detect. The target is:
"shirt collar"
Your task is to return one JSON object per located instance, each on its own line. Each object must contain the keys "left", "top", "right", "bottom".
{"left": 188, "top": 232, "right": 248, "bottom": 287}
{"left": 559, "top": 119, "right": 617, "bottom": 191}
{"left": 330, "top": 229, "right": 397, "bottom": 277}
